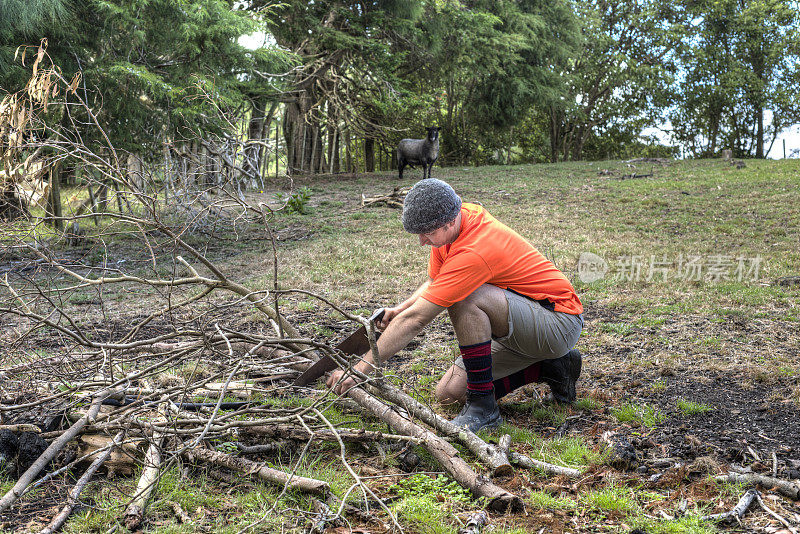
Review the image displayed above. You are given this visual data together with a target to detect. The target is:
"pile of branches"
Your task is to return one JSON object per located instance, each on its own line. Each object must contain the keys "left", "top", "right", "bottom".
{"left": 0, "top": 298, "right": 540, "bottom": 531}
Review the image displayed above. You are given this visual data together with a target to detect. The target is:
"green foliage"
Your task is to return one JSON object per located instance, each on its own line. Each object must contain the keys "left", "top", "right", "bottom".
{"left": 629, "top": 514, "right": 717, "bottom": 534}
{"left": 275, "top": 186, "right": 313, "bottom": 214}
{"left": 540, "top": 0, "right": 684, "bottom": 162}
{"left": 391, "top": 473, "right": 472, "bottom": 504}
{"left": 390, "top": 474, "right": 471, "bottom": 534}
{"left": 2, "top": 0, "right": 293, "bottom": 159}
{"left": 611, "top": 403, "right": 665, "bottom": 428}
{"left": 392, "top": 495, "right": 454, "bottom": 534}
{"left": 583, "top": 484, "right": 639, "bottom": 515}
{"left": 527, "top": 490, "right": 578, "bottom": 511}
{"left": 405, "top": 0, "right": 581, "bottom": 165}
{"left": 677, "top": 398, "right": 714, "bottom": 416}
{"left": 0, "top": 0, "right": 70, "bottom": 76}
{"left": 573, "top": 397, "right": 601, "bottom": 411}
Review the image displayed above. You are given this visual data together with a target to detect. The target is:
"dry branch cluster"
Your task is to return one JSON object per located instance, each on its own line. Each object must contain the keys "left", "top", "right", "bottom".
{"left": 0, "top": 240, "right": 544, "bottom": 531}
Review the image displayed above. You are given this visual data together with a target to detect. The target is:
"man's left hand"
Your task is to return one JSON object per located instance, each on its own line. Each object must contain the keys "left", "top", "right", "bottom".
{"left": 326, "top": 369, "right": 361, "bottom": 395}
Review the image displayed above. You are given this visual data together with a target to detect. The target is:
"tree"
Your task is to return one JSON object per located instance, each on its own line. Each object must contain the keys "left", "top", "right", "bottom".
{"left": 671, "top": 0, "right": 800, "bottom": 158}
{"left": 0, "top": 0, "right": 70, "bottom": 83}
{"left": 401, "top": 0, "right": 579, "bottom": 165}
{"left": 263, "top": 0, "right": 423, "bottom": 175}
{"left": 544, "top": 0, "right": 684, "bottom": 162}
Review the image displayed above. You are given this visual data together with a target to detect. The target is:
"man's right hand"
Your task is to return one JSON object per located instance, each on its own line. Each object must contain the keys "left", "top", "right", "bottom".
{"left": 376, "top": 306, "right": 401, "bottom": 330}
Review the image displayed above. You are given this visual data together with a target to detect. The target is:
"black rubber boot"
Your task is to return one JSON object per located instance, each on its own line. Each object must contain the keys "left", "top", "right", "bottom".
{"left": 539, "top": 349, "right": 582, "bottom": 403}
{"left": 451, "top": 391, "right": 502, "bottom": 432}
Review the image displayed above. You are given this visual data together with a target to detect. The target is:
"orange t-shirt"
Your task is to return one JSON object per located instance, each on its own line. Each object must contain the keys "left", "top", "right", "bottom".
{"left": 421, "top": 203, "right": 583, "bottom": 315}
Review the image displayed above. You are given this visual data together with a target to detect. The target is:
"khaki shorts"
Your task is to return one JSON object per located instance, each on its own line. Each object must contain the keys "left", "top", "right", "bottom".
{"left": 454, "top": 289, "right": 583, "bottom": 380}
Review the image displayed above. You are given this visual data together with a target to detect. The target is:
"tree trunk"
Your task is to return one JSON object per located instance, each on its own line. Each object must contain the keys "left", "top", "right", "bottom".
{"left": 284, "top": 96, "right": 325, "bottom": 175}
{"left": 46, "top": 161, "right": 63, "bottom": 230}
{"left": 245, "top": 98, "right": 266, "bottom": 183}
{"left": 548, "top": 109, "right": 563, "bottom": 163}
{"left": 345, "top": 129, "right": 352, "bottom": 173}
{"left": 331, "top": 127, "right": 340, "bottom": 174}
{"left": 326, "top": 117, "right": 335, "bottom": 174}
{"left": 364, "top": 138, "right": 375, "bottom": 172}
{"left": 756, "top": 106, "right": 764, "bottom": 158}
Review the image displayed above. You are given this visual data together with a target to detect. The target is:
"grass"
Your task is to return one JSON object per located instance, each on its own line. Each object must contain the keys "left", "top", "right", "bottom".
{"left": 611, "top": 402, "right": 666, "bottom": 427}
{"left": 677, "top": 398, "right": 714, "bottom": 416}
{"left": 387, "top": 474, "right": 474, "bottom": 534}
{"left": 583, "top": 484, "right": 640, "bottom": 515}
{"left": 527, "top": 490, "right": 579, "bottom": 511}
{"left": 499, "top": 422, "right": 600, "bottom": 470}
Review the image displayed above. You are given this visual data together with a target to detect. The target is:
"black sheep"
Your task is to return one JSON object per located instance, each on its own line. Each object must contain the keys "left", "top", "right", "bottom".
{"left": 397, "top": 127, "right": 440, "bottom": 180}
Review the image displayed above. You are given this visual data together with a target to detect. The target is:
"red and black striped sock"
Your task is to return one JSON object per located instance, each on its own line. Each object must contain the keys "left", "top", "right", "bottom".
{"left": 460, "top": 340, "right": 493, "bottom": 396}
{"left": 493, "top": 362, "right": 541, "bottom": 399}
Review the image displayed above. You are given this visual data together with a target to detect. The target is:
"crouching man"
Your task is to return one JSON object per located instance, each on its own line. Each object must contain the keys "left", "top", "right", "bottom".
{"left": 327, "top": 178, "right": 584, "bottom": 432}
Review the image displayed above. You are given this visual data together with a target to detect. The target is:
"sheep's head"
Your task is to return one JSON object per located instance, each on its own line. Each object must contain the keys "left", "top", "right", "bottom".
{"left": 426, "top": 127, "right": 440, "bottom": 141}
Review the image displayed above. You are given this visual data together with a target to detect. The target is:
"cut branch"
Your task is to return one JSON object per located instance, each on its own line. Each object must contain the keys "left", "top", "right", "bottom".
{"left": 717, "top": 471, "right": 800, "bottom": 500}
{"left": 38, "top": 431, "right": 125, "bottom": 534}
{"left": 366, "top": 381, "right": 512, "bottom": 476}
{"left": 508, "top": 451, "right": 582, "bottom": 478}
{"left": 701, "top": 488, "right": 759, "bottom": 522}
{"left": 182, "top": 447, "right": 329, "bottom": 495}
{"left": 122, "top": 430, "right": 164, "bottom": 531}
{"left": 346, "top": 387, "right": 522, "bottom": 512}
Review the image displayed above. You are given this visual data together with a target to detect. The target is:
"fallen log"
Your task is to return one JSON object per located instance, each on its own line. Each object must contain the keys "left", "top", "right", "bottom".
{"left": 236, "top": 441, "right": 290, "bottom": 455}
{"left": 182, "top": 447, "right": 329, "bottom": 495}
{"left": 77, "top": 433, "right": 140, "bottom": 477}
{"left": 360, "top": 186, "right": 410, "bottom": 209}
{"left": 346, "top": 387, "right": 522, "bottom": 512}
{"left": 366, "top": 382, "right": 512, "bottom": 476}
{"left": 701, "top": 488, "right": 759, "bottom": 522}
{"left": 717, "top": 471, "right": 800, "bottom": 500}
{"left": 122, "top": 431, "right": 164, "bottom": 531}
{"left": 0, "top": 389, "right": 112, "bottom": 514}
{"left": 241, "top": 423, "right": 423, "bottom": 445}
{"left": 38, "top": 431, "right": 125, "bottom": 534}
{"left": 508, "top": 451, "right": 582, "bottom": 478}
{"left": 0, "top": 424, "right": 41, "bottom": 433}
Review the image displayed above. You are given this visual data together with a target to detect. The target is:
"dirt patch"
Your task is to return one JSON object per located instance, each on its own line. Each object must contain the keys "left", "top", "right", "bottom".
{"left": 640, "top": 372, "right": 799, "bottom": 461}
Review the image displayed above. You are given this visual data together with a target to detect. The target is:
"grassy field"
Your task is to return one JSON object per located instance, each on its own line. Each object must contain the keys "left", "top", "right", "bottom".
{"left": 1, "top": 157, "right": 799, "bottom": 533}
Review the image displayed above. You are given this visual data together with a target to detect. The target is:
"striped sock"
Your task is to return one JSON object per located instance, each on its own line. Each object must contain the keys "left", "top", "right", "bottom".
{"left": 461, "top": 340, "right": 493, "bottom": 396}
{"left": 492, "top": 362, "right": 541, "bottom": 400}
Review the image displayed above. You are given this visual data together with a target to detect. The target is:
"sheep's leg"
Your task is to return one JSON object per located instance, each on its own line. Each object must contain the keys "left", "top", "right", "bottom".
{"left": 398, "top": 160, "right": 405, "bottom": 180}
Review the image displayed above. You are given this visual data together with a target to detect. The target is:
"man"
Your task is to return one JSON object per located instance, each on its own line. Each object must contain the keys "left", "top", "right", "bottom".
{"left": 328, "top": 178, "right": 584, "bottom": 432}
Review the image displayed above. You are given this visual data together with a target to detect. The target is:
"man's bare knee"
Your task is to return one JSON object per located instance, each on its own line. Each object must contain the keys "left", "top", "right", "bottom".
{"left": 435, "top": 366, "right": 466, "bottom": 405}
{"left": 435, "top": 384, "right": 463, "bottom": 405}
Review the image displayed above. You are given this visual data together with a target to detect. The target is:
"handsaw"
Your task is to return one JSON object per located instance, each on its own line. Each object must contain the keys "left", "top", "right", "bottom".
{"left": 293, "top": 308, "right": 385, "bottom": 386}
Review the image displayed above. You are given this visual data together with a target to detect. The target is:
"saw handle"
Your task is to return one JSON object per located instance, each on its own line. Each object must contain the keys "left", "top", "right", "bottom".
{"left": 369, "top": 308, "right": 386, "bottom": 323}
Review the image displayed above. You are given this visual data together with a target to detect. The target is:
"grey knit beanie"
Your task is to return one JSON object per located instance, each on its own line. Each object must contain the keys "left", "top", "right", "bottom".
{"left": 402, "top": 178, "right": 462, "bottom": 234}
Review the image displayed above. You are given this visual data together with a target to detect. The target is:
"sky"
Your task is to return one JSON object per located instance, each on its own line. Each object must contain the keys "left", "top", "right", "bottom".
{"left": 772, "top": 124, "right": 800, "bottom": 158}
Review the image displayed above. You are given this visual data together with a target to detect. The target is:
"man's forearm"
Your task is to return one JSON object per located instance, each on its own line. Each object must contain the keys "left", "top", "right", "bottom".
{"left": 355, "top": 299, "right": 441, "bottom": 373}
{"left": 396, "top": 279, "right": 432, "bottom": 312}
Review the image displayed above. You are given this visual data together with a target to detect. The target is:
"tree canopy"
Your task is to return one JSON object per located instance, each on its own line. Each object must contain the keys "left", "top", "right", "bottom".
{"left": 2, "top": 0, "right": 798, "bottom": 169}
